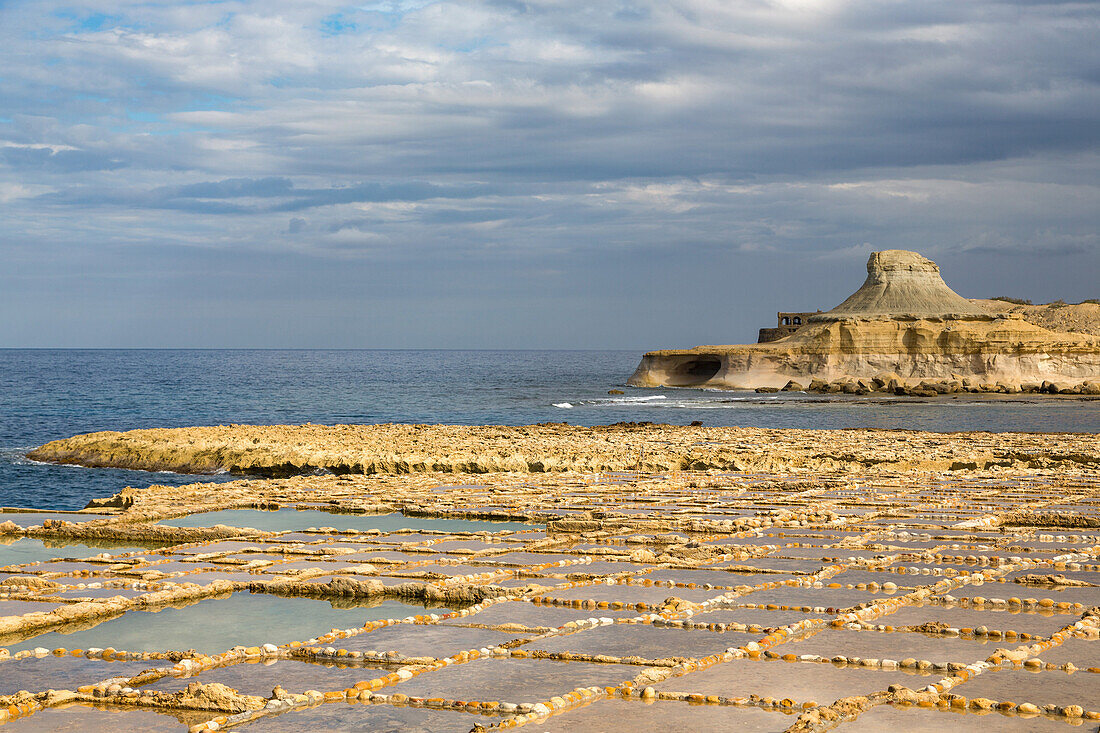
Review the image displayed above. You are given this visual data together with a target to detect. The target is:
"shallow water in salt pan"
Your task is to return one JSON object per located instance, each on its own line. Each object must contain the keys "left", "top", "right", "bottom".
{"left": 781, "top": 627, "right": 1006, "bottom": 664}
{"left": 4, "top": 704, "right": 207, "bottom": 732}
{"left": 2, "top": 595, "right": 444, "bottom": 654}
{"left": 0, "top": 538, "right": 167, "bottom": 568}
{"left": 0, "top": 655, "right": 154, "bottom": 696}
{"left": 879, "top": 604, "right": 1076, "bottom": 636}
{"left": 234, "top": 701, "right": 496, "bottom": 733}
{"left": 139, "top": 657, "right": 393, "bottom": 697}
{"left": 654, "top": 658, "right": 922, "bottom": 704}
{"left": 333, "top": 623, "right": 533, "bottom": 657}
{"left": 0, "top": 599, "right": 65, "bottom": 615}
{"left": 395, "top": 657, "right": 638, "bottom": 703}
{"left": 849, "top": 703, "right": 1079, "bottom": 731}
{"left": 439, "top": 600, "right": 637, "bottom": 627}
{"left": 536, "top": 699, "right": 797, "bottom": 732}
{"left": 533, "top": 624, "right": 755, "bottom": 659}
{"left": 952, "top": 667, "right": 1100, "bottom": 711}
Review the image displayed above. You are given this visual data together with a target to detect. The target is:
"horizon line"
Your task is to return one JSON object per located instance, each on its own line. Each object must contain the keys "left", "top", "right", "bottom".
{"left": 0, "top": 346, "right": 650, "bottom": 352}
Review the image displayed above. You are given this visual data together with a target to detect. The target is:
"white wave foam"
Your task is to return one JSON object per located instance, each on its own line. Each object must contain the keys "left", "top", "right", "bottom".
{"left": 2, "top": 449, "right": 198, "bottom": 476}
{"left": 570, "top": 395, "right": 670, "bottom": 406}
{"left": 552, "top": 402, "right": 573, "bottom": 409}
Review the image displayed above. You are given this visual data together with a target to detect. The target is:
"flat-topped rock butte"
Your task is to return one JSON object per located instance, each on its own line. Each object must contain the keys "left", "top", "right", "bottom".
{"left": 628, "top": 250, "right": 1100, "bottom": 391}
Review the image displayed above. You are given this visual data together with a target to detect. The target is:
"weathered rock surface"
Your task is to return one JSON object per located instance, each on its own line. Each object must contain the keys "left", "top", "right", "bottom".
{"left": 4, "top": 424, "right": 1100, "bottom": 731}
{"left": 1013, "top": 573, "right": 1096, "bottom": 587}
{"left": 249, "top": 576, "right": 519, "bottom": 604}
{"left": 25, "top": 423, "right": 1100, "bottom": 477}
{"left": 1003, "top": 511, "right": 1100, "bottom": 528}
{"left": 975, "top": 298, "right": 1100, "bottom": 336}
{"left": 172, "top": 682, "right": 266, "bottom": 713}
{"left": 629, "top": 250, "right": 1100, "bottom": 390}
{"left": 822, "top": 250, "right": 990, "bottom": 320}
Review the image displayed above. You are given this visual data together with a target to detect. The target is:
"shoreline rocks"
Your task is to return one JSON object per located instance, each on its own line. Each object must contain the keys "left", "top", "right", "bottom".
{"left": 796, "top": 376, "right": 1100, "bottom": 397}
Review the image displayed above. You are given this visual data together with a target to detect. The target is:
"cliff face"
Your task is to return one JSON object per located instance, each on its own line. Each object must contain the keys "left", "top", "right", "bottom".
{"left": 629, "top": 250, "right": 1100, "bottom": 391}
{"left": 630, "top": 317, "right": 1100, "bottom": 389}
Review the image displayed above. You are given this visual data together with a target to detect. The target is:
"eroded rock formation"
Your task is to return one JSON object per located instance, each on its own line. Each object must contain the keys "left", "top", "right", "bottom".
{"left": 629, "top": 250, "right": 1100, "bottom": 390}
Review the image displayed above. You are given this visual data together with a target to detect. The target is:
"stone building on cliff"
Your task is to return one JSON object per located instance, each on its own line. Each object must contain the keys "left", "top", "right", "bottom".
{"left": 758, "top": 312, "right": 822, "bottom": 343}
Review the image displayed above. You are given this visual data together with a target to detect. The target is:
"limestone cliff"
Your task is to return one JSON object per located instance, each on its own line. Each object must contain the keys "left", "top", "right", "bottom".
{"left": 629, "top": 250, "right": 1100, "bottom": 391}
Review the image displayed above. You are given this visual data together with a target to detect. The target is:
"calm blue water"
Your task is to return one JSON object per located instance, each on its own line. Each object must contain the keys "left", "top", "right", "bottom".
{"left": 1, "top": 349, "right": 1097, "bottom": 511}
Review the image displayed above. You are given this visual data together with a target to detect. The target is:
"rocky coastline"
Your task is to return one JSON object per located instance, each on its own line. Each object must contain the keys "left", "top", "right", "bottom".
{"left": 629, "top": 250, "right": 1100, "bottom": 392}
{"left": 26, "top": 423, "right": 1100, "bottom": 478}
{"left": 2, "top": 424, "right": 1099, "bottom": 731}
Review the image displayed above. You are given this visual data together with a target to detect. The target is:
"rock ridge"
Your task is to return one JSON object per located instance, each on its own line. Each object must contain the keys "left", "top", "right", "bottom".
{"left": 24, "top": 423, "right": 1100, "bottom": 478}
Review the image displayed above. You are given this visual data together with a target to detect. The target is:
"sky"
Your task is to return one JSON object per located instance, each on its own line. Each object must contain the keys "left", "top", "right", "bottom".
{"left": 1, "top": 0, "right": 1098, "bottom": 349}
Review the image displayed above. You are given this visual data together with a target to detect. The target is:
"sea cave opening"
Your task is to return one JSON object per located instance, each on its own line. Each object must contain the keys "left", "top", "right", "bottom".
{"left": 670, "top": 355, "right": 721, "bottom": 385}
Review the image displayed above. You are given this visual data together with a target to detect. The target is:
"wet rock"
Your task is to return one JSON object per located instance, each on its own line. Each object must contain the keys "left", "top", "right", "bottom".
{"left": 1013, "top": 573, "right": 1094, "bottom": 587}
{"left": 0, "top": 576, "right": 60, "bottom": 590}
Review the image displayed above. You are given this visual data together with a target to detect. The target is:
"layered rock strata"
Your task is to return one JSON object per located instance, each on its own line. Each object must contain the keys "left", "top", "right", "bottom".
{"left": 629, "top": 250, "right": 1100, "bottom": 391}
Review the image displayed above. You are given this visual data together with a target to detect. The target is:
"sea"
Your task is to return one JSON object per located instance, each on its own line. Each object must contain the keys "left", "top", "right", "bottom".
{"left": 1, "top": 349, "right": 1097, "bottom": 511}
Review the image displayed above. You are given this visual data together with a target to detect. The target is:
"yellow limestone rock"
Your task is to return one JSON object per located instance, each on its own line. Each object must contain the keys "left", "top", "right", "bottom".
{"left": 629, "top": 250, "right": 1100, "bottom": 389}
{"left": 26, "top": 423, "right": 1100, "bottom": 478}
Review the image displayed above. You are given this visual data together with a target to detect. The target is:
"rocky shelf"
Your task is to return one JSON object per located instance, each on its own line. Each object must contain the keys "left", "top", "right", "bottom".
{"left": 26, "top": 423, "right": 1100, "bottom": 478}
{"left": 2, "top": 426, "right": 1099, "bottom": 731}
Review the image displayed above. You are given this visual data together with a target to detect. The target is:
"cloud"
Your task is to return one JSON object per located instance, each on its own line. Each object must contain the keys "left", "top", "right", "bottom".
{"left": 33, "top": 176, "right": 501, "bottom": 215}
{"left": 171, "top": 177, "right": 295, "bottom": 199}
{"left": 268, "top": 181, "right": 497, "bottom": 212}
{"left": 0, "top": 0, "right": 1096, "bottom": 346}
{"left": 1, "top": 145, "right": 127, "bottom": 172}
